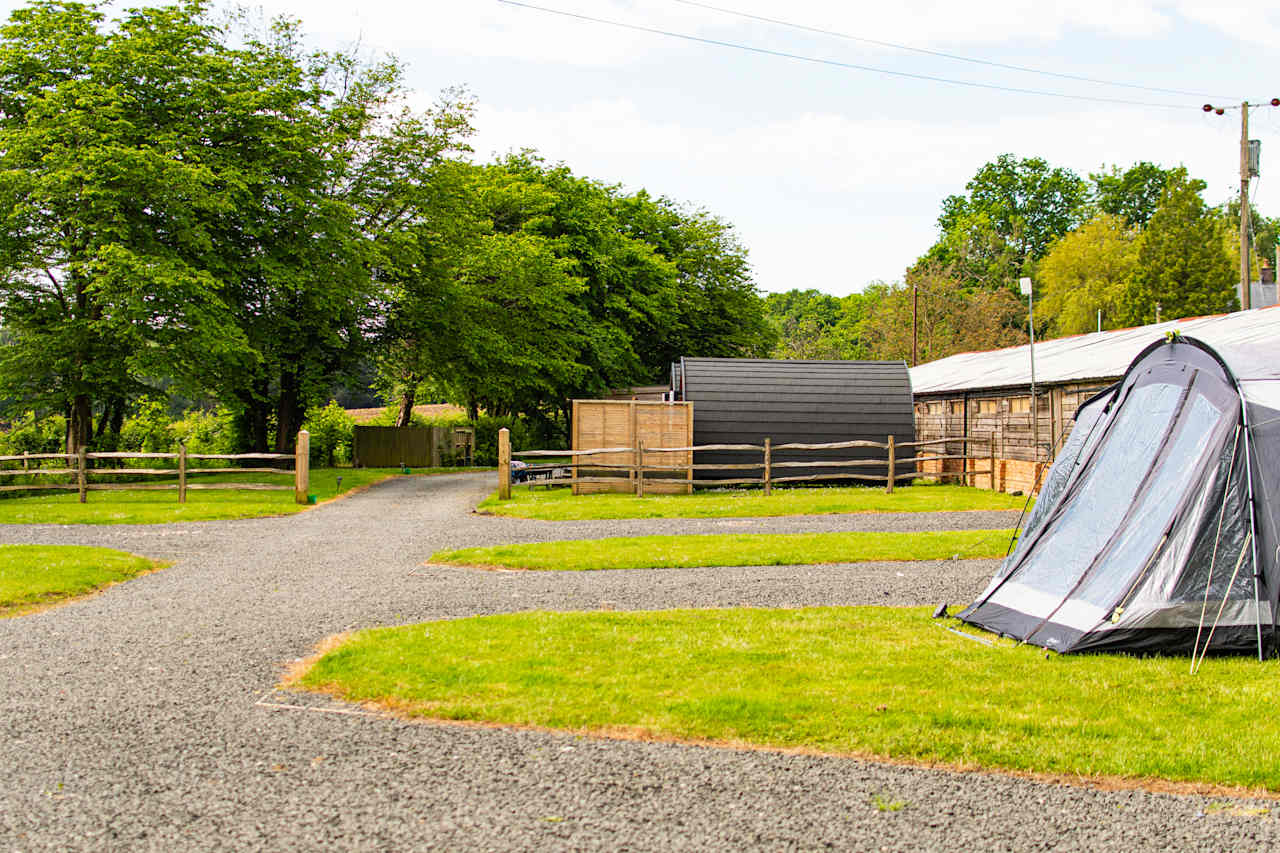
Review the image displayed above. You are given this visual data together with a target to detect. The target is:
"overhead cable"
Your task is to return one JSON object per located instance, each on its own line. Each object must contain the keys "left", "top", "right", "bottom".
{"left": 496, "top": 0, "right": 1194, "bottom": 110}
{"left": 674, "top": 0, "right": 1242, "bottom": 102}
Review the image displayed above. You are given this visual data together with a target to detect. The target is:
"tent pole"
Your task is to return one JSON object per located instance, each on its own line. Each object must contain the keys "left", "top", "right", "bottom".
{"left": 1241, "top": 403, "right": 1265, "bottom": 662}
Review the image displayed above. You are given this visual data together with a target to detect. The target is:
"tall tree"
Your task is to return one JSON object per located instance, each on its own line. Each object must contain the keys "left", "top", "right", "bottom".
{"left": 1120, "top": 169, "right": 1238, "bottom": 325}
{"left": 1037, "top": 213, "right": 1139, "bottom": 337}
{"left": 931, "top": 154, "right": 1088, "bottom": 289}
{"left": 0, "top": 1, "right": 253, "bottom": 453}
{"left": 1090, "top": 161, "right": 1172, "bottom": 228}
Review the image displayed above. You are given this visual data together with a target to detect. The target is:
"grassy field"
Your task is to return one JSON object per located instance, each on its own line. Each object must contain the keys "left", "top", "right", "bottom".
{"left": 0, "top": 545, "right": 162, "bottom": 616}
{"left": 296, "top": 606, "right": 1280, "bottom": 791}
{"left": 0, "top": 467, "right": 479, "bottom": 525}
{"left": 477, "top": 483, "right": 1029, "bottom": 521}
{"left": 429, "top": 529, "right": 1013, "bottom": 571}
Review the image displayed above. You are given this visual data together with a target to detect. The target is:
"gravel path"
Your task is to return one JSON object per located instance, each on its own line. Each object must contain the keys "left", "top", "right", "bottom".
{"left": 0, "top": 473, "right": 1275, "bottom": 851}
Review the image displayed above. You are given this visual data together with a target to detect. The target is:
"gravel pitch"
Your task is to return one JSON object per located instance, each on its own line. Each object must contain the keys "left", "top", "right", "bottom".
{"left": 0, "top": 473, "right": 1276, "bottom": 851}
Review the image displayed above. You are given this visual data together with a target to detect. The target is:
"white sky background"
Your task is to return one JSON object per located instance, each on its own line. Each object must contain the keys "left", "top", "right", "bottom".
{"left": 6, "top": 0, "right": 1279, "bottom": 296}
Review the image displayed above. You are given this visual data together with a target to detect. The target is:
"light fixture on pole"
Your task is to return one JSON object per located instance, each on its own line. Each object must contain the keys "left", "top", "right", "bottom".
{"left": 1020, "top": 276, "right": 1038, "bottom": 461}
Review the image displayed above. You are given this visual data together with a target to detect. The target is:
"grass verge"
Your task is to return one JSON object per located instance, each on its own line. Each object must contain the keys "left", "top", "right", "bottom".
{"left": 0, "top": 545, "right": 163, "bottom": 617}
{"left": 429, "top": 529, "right": 1013, "bottom": 571}
{"left": 476, "top": 483, "right": 1029, "bottom": 521}
{"left": 0, "top": 466, "right": 480, "bottom": 525}
{"left": 295, "top": 606, "right": 1280, "bottom": 792}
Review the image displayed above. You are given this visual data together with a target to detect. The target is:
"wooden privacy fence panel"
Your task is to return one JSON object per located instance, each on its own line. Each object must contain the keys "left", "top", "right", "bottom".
{"left": 0, "top": 430, "right": 311, "bottom": 505}
{"left": 352, "top": 426, "right": 475, "bottom": 469}
{"left": 498, "top": 432, "right": 999, "bottom": 498}
{"left": 571, "top": 399, "right": 692, "bottom": 495}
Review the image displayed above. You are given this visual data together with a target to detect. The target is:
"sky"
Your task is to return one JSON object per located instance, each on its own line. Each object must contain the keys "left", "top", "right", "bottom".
{"left": 6, "top": 0, "right": 1280, "bottom": 296}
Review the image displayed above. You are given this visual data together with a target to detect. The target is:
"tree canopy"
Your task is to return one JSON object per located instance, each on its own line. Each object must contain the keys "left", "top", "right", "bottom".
{"left": 0, "top": 1, "right": 772, "bottom": 452}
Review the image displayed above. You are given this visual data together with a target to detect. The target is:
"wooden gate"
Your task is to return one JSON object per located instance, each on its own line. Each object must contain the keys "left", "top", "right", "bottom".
{"left": 352, "top": 426, "right": 475, "bottom": 468}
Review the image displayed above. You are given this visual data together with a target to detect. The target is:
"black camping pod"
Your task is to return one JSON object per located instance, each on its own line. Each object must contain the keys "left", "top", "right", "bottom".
{"left": 959, "top": 333, "right": 1280, "bottom": 656}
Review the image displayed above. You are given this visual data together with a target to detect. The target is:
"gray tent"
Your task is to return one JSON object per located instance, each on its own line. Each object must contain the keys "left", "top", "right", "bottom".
{"left": 959, "top": 332, "right": 1280, "bottom": 656}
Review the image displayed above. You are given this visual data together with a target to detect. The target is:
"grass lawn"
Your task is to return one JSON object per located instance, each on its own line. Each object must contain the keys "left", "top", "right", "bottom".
{"left": 429, "top": 529, "right": 1013, "bottom": 571}
{"left": 0, "top": 466, "right": 480, "bottom": 525}
{"left": 296, "top": 606, "right": 1280, "bottom": 792}
{"left": 0, "top": 544, "right": 162, "bottom": 616}
{"left": 477, "top": 482, "right": 1029, "bottom": 521}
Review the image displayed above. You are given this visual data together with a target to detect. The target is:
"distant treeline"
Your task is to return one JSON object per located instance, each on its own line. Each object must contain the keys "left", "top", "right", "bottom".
{"left": 765, "top": 157, "right": 1265, "bottom": 364}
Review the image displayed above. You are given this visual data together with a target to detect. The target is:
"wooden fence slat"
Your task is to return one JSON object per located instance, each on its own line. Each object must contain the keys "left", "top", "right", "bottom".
{"left": 86, "top": 452, "right": 179, "bottom": 460}
{"left": 185, "top": 453, "right": 294, "bottom": 461}
{"left": 772, "top": 439, "right": 888, "bottom": 451}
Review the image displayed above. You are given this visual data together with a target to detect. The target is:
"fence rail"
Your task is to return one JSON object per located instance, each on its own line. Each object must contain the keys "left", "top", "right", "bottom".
{"left": 495, "top": 429, "right": 997, "bottom": 500}
{"left": 0, "top": 431, "right": 313, "bottom": 505}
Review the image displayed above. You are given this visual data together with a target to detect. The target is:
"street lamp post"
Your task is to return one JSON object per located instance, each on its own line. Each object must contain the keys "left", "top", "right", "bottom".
{"left": 1020, "top": 276, "right": 1038, "bottom": 461}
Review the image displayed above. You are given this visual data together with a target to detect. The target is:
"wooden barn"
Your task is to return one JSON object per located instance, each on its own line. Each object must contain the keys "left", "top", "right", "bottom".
{"left": 909, "top": 308, "right": 1280, "bottom": 494}
{"left": 670, "top": 357, "right": 916, "bottom": 483}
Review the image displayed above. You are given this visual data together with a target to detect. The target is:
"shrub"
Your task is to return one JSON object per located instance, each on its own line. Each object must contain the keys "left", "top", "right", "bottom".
{"left": 0, "top": 411, "right": 66, "bottom": 456}
{"left": 118, "top": 399, "right": 173, "bottom": 452}
{"left": 170, "top": 407, "right": 237, "bottom": 455}
{"left": 303, "top": 401, "right": 355, "bottom": 467}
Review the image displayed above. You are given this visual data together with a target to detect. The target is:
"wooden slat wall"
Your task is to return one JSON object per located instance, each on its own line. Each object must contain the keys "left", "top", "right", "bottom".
{"left": 914, "top": 380, "right": 1114, "bottom": 492}
{"left": 572, "top": 400, "right": 693, "bottom": 494}
{"left": 679, "top": 358, "right": 916, "bottom": 482}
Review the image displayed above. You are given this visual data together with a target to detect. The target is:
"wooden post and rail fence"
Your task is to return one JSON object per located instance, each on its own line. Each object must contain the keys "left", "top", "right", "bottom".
{"left": 0, "top": 430, "right": 313, "bottom": 505}
{"left": 496, "top": 428, "right": 998, "bottom": 499}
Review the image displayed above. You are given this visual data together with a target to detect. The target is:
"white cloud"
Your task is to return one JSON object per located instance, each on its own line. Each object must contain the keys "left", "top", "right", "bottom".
{"left": 471, "top": 97, "right": 1252, "bottom": 295}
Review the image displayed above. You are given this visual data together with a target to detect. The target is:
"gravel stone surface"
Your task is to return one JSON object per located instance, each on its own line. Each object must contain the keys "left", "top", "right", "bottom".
{"left": 0, "top": 472, "right": 1275, "bottom": 851}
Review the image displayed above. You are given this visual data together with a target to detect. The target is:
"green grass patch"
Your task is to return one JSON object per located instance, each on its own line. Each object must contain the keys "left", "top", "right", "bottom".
{"left": 0, "top": 467, "right": 479, "bottom": 525}
{"left": 430, "top": 529, "right": 1013, "bottom": 571}
{"left": 477, "top": 483, "right": 1029, "bottom": 521}
{"left": 297, "top": 606, "right": 1280, "bottom": 791}
{"left": 0, "top": 544, "right": 162, "bottom": 616}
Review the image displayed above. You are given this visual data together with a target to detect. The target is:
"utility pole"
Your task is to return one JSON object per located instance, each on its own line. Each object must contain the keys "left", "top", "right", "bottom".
{"left": 1241, "top": 101, "right": 1252, "bottom": 309}
{"left": 911, "top": 280, "right": 918, "bottom": 366}
{"left": 1020, "top": 277, "right": 1037, "bottom": 462}
{"left": 1206, "top": 97, "right": 1280, "bottom": 308}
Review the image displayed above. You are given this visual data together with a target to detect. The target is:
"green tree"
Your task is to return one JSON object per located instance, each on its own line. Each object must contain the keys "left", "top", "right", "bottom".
{"left": 1090, "top": 161, "right": 1172, "bottom": 228}
{"left": 0, "top": 1, "right": 253, "bottom": 453}
{"left": 860, "top": 263, "right": 1027, "bottom": 364}
{"left": 1121, "top": 169, "right": 1238, "bottom": 325}
{"left": 763, "top": 289, "right": 873, "bottom": 360}
{"left": 930, "top": 154, "right": 1089, "bottom": 288}
{"left": 1038, "top": 213, "right": 1139, "bottom": 337}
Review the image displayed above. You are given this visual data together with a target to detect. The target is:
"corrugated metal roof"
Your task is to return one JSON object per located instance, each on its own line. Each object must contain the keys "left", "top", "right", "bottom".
{"left": 909, "top": 306, "right": 1280, "bottom": 395}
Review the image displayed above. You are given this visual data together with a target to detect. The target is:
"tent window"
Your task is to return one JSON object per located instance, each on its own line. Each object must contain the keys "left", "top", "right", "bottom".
{"left": 977, "top": 400, "right": 998, "bottom": 414}
{"left": 927, "top": 401, "right": 943, "bottom": 415}
{"left": 1010, "top": 397, "right": 1030, "bottom": 413}
{"left": 948, "top": 401, "right": 964, "bottom": 416}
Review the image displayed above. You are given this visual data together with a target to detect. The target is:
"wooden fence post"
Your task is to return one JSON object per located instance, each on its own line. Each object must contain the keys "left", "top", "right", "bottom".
{"left": 22, "top": 451, "right": 28, "bottom": 473}
{"left": 763, "top": 437, "right": 772, "bottom": 496}
{"left": 885, "top": 434, "right": 895, "bottom": 494}
{"left": 178, "top": 443, "right": 188, "bottom": 504}
{"left": 989, "top": 433, "right": 997, "bottom": 492}
{"left": 77, "top": 445, "right": 87, "bottom": 503}
{"left": 497, "top": 428, "right": 511, "bottom": 500}
{"left": 295, "top": 430, "right": 310, "bottom": 505}
{"left": 636, "top": 441, "right": 645, "bottom": 498}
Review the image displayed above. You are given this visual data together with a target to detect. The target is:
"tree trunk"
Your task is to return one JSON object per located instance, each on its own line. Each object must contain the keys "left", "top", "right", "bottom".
{"left": 467, "top": 395, "right": 479, "bottom": 423}
{"left": 66, "top": 393, "right": 92, "bottom": 455}
{"left": 395, "top": 376, "right": 417, "bottom": 428}
{"left": 275, "top": 370, "right": 302, "bottom": 453}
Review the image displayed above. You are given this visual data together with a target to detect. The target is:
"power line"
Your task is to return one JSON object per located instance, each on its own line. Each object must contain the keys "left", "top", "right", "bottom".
{"left": 496, "top": 0, "right": 1195, "bottom": 110}
{"left": 673, "top": 0, "right": 1243, "bottom": 102}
